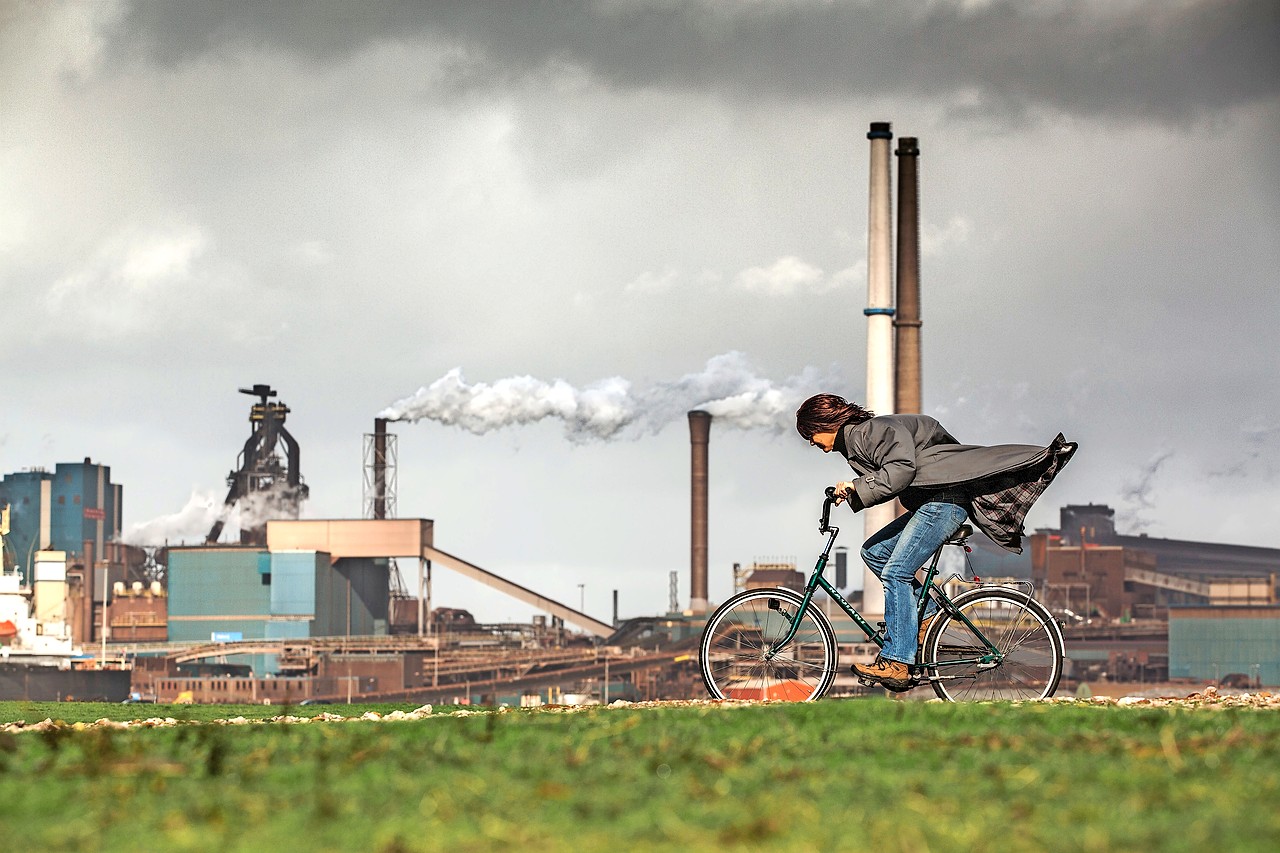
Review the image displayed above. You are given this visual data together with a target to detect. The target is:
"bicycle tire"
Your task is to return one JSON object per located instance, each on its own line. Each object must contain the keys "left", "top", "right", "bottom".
{"left": 700, "top": 588, "right": 838, "bottom": 701}
{"left": 922, "top": 587, "right": 1063, "bottom": 701}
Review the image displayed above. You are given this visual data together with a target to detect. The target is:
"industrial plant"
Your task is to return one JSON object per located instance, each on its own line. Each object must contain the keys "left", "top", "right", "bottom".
{"left": 3, "top": 123, "right": 1277, "bottom": 705}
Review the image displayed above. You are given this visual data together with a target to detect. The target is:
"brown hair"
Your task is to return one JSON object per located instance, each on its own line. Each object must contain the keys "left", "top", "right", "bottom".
{"left": 795, "top": 394, "right": 874, "bottom": 440}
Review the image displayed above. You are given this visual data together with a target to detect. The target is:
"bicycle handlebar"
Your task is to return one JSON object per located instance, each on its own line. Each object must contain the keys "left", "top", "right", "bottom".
{"left": 820, "top": 487, "right": 838, "bottom": 533}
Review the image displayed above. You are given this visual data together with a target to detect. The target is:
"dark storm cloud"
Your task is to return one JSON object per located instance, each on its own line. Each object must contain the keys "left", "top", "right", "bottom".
{"left": 109, "top": 0, "right": 1279, "bottom": 121}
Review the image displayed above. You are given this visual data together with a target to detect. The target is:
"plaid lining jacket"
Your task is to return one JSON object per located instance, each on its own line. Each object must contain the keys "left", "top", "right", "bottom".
{"left": 967, "top": 434, "right": 1077, "bottom": 552}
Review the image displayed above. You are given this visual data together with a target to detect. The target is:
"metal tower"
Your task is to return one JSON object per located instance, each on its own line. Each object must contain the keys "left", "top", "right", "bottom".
{"left": 206, "top": 384, "right": 308, "bottom": 545}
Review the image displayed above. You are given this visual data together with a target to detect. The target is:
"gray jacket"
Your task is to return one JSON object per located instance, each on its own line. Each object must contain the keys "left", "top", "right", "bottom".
{"left": 839, "top": 414, "right": 1077, "bottom": 551}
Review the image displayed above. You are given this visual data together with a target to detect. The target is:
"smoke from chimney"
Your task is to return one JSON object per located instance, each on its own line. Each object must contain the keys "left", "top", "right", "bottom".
{"left": 122, "top": 489, "right": 287, "bottom": 547}
{"left": 1117, "top": 449, "right": 1174, "bottom": 534}
{"left": 378, "top": 351, "right": 832, "bottom": 442}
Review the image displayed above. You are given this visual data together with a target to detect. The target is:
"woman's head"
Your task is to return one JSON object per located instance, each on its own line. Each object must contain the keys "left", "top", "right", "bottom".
{"left": 795, "top": 394, "right": 874, "bottom": 442}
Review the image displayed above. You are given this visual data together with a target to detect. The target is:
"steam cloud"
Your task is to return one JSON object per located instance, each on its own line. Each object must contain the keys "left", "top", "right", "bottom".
{"left": 120, "top": 490, "right": 221, "bottom": 547}
{"left": 121, "top": 489, "right": 301, "bottom": 547}
{"left": 379, "top": 351, "right": 832, "bottom": 442}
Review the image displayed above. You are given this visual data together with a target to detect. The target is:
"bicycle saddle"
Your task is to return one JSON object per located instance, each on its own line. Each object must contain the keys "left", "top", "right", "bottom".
{"left": 946, "top": 524, "right": 973, "bottom": 544}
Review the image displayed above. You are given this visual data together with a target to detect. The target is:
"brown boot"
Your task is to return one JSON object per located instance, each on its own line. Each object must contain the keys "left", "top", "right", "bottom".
{"left": 852, "top": 655, "right": 913, "bottom": 691}
{"left": 918, "top": 613, "right": 937, "bottom": 648}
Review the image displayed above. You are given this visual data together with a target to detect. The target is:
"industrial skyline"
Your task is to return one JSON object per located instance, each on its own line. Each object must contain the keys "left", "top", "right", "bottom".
{"left": 2, "top": 1, "right": 1277, "bottom": 624}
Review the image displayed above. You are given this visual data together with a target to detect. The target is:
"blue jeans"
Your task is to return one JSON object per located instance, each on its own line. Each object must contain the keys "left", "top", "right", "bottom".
{"left": 861, "top": 501, "right": 970, "bottom": 665}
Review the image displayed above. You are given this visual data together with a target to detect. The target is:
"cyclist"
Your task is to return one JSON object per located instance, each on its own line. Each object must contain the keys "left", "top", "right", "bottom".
{"left": 795, "top": 393, "right": 1076, "bottom": 690}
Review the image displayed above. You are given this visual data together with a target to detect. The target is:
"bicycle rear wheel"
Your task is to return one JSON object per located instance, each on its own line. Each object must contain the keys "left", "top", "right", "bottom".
{"left": 923, "top": 588, "right": 1063, "bottom": 701}
{"left": 700, "top": 588, "right": 837, "bottom": 701}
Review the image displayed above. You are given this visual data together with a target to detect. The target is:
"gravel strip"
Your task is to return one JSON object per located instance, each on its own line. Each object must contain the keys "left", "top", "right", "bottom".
{"left": 3, "top": 687, "right": 1276, "bottom": 733}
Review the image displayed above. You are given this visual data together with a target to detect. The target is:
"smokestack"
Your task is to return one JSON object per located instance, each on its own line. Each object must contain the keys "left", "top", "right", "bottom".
{"left": 373, "top": 417, "right": 388, "bottom": 520}
{"left": 688, "top": 410, "right": 711, "bottom": 614}
{"left": 895, "top": 137, "right": 922, "bottom": 415}
{"left": 363, "top": 418, "right": 397, "bottom": 520}
{"left": 862, "top": 121, "right": 896, "bottom": 618}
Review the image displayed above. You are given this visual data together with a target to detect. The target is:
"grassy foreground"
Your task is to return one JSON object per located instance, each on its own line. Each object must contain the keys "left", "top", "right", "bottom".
{"left": 2, "top": 699, "right": 1279, "bottom": 852}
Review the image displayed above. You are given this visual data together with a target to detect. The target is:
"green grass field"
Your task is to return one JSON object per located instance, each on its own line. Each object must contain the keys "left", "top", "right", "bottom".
{"left": 2, "top": 698, "right": 1278, "bottom": 852}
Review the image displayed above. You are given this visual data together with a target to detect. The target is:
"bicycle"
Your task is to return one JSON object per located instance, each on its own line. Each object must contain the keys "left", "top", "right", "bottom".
{"left": 699, "top": 487, "right": 1065, "bottom": 702}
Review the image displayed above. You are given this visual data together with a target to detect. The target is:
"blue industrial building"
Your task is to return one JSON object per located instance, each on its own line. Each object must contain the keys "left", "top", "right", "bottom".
{"left": 0, "top": 460, "right": 121, "bottom": 583}
{"left": 167, "top": 546, "right": 391, "bottom": 673}
{"left": 1169, "top": 605, "right": 1280, "bottom": 687}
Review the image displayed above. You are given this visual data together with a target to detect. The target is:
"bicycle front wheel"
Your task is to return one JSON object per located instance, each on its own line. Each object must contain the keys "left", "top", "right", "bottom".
{"left": 699, "top": 588, "right": 837, "bottom": 701}
{"left": 923, "top": 588, "right": 1063, "bottom": 701}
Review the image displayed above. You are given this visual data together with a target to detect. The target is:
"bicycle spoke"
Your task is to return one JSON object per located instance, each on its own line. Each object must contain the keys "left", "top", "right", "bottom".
{"left": 926, "top": 590, "right": 1062, "bottom": 701}
{"left": 699, "top": 590, "right": 837, "bottom": 701}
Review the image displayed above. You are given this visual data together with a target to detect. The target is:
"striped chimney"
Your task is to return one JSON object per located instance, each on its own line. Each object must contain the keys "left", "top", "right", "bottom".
{"left": 862, "top": 121, "right": 896, "bottom": 618}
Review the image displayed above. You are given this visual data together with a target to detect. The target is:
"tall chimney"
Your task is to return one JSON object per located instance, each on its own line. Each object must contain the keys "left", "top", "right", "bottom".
{"left": 862, "top": 121, "right": 896, "bottom": 618}
{"left": 895, "top": 136, "right": 922, "bottom": 415}
{"left": 373, "top": 417, "right": 388, "bottom": 520}
{"left": 363, "top": 418, "right": 397, "bottom": 519}
{"left": 688, "top": 410, "right": 711, "bottom": 614}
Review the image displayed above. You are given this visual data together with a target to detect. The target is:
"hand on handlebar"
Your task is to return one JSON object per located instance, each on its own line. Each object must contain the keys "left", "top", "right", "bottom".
{"left": 830, "top": 481, "right": 856, "bottom": 506}
{"left": 820, "top": 484, "right": 856, "bottom": 532}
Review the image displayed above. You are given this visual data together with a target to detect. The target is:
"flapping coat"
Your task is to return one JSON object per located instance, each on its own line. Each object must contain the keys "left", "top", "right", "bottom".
{"left": 838, "top": 414, "right": 1077, "bottom": 553}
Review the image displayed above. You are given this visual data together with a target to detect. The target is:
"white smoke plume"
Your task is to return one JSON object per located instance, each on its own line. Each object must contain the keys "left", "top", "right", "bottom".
{"left": 120, "top": 490, "right": 223, "bottom": 547}
{"left": 225, "top": 489, "right": 304, "bottom": 535}
{"left": 379, "top": 351, "right": 833, "bottom": 442}
{"left": 121, "top": 488, "right": 303, "bottom": 547}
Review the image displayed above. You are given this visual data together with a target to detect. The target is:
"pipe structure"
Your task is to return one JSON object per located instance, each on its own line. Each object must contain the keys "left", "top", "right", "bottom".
{"left": 373, "top": 418, "right": 388, "bottom": 520}
{"left": 363, "top": 419, "right": 398, "bottom": 520}
{"left": 862, "top": 121, "right": 896, "bottom": 618}
{"left": 688, "top": 410, "right": 711, "bottom": 614}
{"left": 895, "top": 137, "right": 922, "bottom": 415}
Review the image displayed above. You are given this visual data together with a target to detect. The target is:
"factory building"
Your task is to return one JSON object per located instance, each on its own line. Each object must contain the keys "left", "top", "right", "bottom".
{"left": 167, "top": 545, "right": 391, "bottom": 671}
{"left": 1022, "top": 504, "right": 1280, "bottom": 688}
{"left": 0, "top": 460, "right": 121, "bottom": 583}
{"left": 1169, "top": 606, "right": 1280, "bottom": 687}
{"left": 1032, "top": 504, "right": 1279, "bottom": 620}
{"left": 0, "top": 459, "right": 157, "bottom": 655}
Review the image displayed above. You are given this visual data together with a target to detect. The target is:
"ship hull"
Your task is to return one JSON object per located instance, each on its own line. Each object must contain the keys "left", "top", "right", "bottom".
{"left": 0, "top": 663, "right": 132, "bottom": 702}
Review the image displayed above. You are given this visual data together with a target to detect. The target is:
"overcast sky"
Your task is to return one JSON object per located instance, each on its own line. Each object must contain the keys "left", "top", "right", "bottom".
{"left": 2, "top": 0, "right": 1277, "bottom": 624}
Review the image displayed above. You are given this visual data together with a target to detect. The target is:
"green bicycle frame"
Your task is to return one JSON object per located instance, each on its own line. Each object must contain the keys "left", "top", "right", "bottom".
{"left": 763, "top": 491, "right": 1003, "bottom": 673}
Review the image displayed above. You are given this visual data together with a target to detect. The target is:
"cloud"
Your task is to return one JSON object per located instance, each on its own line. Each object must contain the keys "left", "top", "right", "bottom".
{"left": 1208, "top": 422, "right": 1280, "bottom": 482}
{"left": 624, "top": 267, "right": 682, "bottom": 294}
{"left": 625, "top": 259, "right": 857, "bottom": 298}
{"left": 104, "top": 1, "right": 1280, "bottom": 123}
{"left": 728, "top": 257, "right": 863, "bottom": 296}
{"left": 44, "top": 225, "right": 207, "bottom": 329}
{"left": 0, "top": 0, "right": 125, "bottom": 84}
{"left": 921, "top": 216, "right": 973, "bottom": 256}
{"left": 287, "top": 239, "right": 336, "bottom": 267}
{"left": 733, "top": 256, "right": 828, "bottom": 296}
